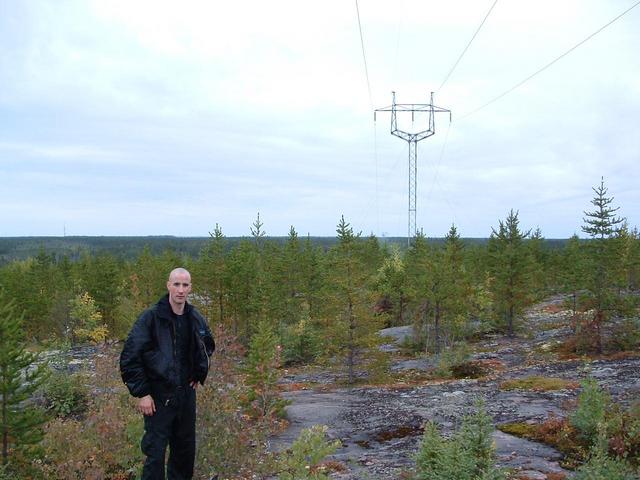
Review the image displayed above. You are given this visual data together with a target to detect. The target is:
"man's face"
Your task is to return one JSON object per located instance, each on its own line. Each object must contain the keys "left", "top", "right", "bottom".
{"left": 167, "top": 271, "right": 192, "bottom": 305}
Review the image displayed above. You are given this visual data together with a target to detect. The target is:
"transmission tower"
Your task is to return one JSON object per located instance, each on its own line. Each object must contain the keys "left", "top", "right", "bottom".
{"left": 375, "top": 92, "right": 451, "bottom": 245}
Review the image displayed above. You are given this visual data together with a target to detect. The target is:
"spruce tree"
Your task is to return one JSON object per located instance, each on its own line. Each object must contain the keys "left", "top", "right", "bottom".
{"left": 581, "top": 178, "right": 625, "bottom": 353}
{"left": 441, "top": 224, "right": 472, "bottom": 342}
{"left": 0, "top": 290, "right": 49, "bottom": 466}
{"left": 487, "top": 210, "right": 532, "bottom": 337}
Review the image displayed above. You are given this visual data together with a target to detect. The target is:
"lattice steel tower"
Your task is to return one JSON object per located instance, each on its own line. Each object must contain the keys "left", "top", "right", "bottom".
{"left": 375, "top": 92, "right": 451, "bottom": 245}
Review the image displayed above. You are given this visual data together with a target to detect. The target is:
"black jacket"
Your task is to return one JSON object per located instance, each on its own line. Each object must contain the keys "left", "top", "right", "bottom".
{"left": 120, "top": 294, "right": 215, "bottom": 398}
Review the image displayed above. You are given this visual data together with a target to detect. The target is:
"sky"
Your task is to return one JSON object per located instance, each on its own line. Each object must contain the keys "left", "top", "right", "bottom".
{"left": 1, "top": 0, "right": 639, "bottom": 238}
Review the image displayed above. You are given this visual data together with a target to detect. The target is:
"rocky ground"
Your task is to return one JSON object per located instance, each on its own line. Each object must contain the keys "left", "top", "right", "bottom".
{"left": 270, "top": 296, "right": 640, "bottom": 479}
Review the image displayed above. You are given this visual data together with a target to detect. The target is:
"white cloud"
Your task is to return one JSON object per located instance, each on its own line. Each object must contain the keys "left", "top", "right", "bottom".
{"left": 0, "top": 0, "right": 638, "bottom": 237}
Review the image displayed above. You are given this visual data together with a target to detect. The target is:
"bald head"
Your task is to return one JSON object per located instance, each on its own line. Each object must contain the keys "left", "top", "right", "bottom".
{"left": 168, "top": 267, "right": 191, "bottom": 282}
{"left": 167, "top": 268, "right": 192, "bottom": 313}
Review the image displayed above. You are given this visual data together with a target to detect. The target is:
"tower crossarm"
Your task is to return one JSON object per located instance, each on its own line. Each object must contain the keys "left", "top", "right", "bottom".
{"left": 373, "top": 92, "right": 451, "bottom": 244}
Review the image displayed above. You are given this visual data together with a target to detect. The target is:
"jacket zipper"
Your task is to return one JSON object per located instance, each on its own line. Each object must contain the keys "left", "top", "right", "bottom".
{"left": 198, "top": 335, "right": 211, "bottom": 371}
{"left": 170, "top": 319, "right": 177, "bottom": 359}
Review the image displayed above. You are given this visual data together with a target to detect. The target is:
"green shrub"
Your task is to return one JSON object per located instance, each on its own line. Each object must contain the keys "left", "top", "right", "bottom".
{"left": 609, "top": 318, "right": 640, "bottom": 352}
{"left": 433, "top": 342, "right": 471, "bottom": 378}
{"left": 605, "top": 402, "right": 640, "bottom": 465}
{"left": 37, "top": 390, "right": 143, "bottom": 479}
{"left": 195, "top": 324, "right": 275, "bottom": 479}
{"left": 574, "top": 430, "right": 637, "bottom": 480}
{"left": 450, "top": 361, "right": 487, "bottom": 379}
{"left": 570, "top": 378, "right": 611, "bottom": 444}
{"left": 277, "top": 425, "right": 341, "bottom": 480}
{"left": 35, "top": 346, "right": 143, "bottom": 479}
{"left": 282, "top": 319, "right": 321, "bottom": 366}
{"left": 41, "top": 371, "right": 89, "bottom": 418}
{"left": 0, "top": 465, "right": 20, "bottom": 480}
{"left": 414, "top": 401, "right": 505, "bottom": 480}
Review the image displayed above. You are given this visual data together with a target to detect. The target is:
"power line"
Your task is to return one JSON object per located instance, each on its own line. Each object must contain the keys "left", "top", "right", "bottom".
{"left": 355, "top": 0, "right": 373, "bottom": 108}
{"left": 354, "top": 0, "right": 378, "bottom": 235}
{"left": 437, "top": 0, "right": 499, "bottom": 93}
{"left": 461, "top": 0, "right": 640, "bottom": 120}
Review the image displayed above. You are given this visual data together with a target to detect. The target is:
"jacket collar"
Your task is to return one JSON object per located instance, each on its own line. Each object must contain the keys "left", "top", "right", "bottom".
{"left": 156, "top": 293, "right": 192, "bottom": 321}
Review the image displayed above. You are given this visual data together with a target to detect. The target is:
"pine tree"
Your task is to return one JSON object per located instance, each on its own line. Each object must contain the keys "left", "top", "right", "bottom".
{"left": 527, "top": 227, "right": 547, "bottom": 299}
{"left": 405, "top": 227, "right": 473, "bottom": 354}
{"left": 0, "top": 290, "right": 49, "bottom": 466}
{"left": 225, "top": 239, "right": 259, "bottom": 341}
{"left": 22, "top": 248, "right": 56, "bottom": 339}
{"left": 414, "top": 401, "right": 504, "bottom": 480}
{"left": 279, "top": 226, "right": 305, "bottom": 327}
{"left": 561, "top": 234, "right": 587, "bottom": 316}
{"left": 250, "top": 212, "right": 266, "bottom": 250}
{"left": 299, "top": 235, "right": 325, "bottom": 323}
{"left": 197, "top": 224, "right": 228, "bottom": 325}
{"left": 132, "top": 245, "right": 166, "bottom": 308}
{"left": 404, "top": 232, "right": 433, "bottom": 352}
{"left": 79, "top": 252, "right": 123, "bottom": 334}
{"left": 243, "top": 319, "right": 288, "bottom": 419}
{"left": 581, "top": 178, "right": 625, "bottom": 353}
{"left": 487, "top": 210, "right": 532, "bottom": 337}
{"left": 614, "top": 222, "right": 635, "bottom": 293}
{"left": 324, "top": 216, "right": 386, "bottom": 383}
{"left": 628, "top": 227, "right": 640, "bottom": 290}
{"left": 375, "top": 245, "right": 408, "bottom": 327}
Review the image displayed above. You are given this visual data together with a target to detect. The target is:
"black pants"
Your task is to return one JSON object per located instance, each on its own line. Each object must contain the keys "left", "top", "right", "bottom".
{"left": 141, "top": 386, "right": 196, "bottom": 480}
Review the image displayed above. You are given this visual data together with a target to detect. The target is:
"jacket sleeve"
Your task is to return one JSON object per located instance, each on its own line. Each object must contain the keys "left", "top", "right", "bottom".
{"left": 193, "top": 310, "right": 215, "bottom": 385}
{"left": 119, "top": 311, "right": 154, "bottom": 398}
{"left": 202, "top": 319, "right": 215, "bottom": 357}
{"left": 195, "top": 310, "right": 215, "bottom": 356}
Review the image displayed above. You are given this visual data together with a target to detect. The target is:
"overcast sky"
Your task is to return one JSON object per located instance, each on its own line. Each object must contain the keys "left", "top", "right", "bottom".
{"left": 1, "top": 0, "right": 639, "bottom": 238}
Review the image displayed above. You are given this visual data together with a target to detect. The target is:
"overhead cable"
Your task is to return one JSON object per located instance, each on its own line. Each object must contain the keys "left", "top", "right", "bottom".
{"left": 355, "top": 0, "right": 374, "bottom": 108}
{"left": 437, "top": 0, "right": 499, "bottom": 93}
{"left": 461, "top": 0, "right": 640, "bottom": 120}
{"left": 356, "top": 0, "right": 378, "bottom": 234}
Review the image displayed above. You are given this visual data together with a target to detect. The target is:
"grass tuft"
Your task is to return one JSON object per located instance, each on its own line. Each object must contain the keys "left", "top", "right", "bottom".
{"left": 500, "top": 376, "right": 579, "bottom": 392}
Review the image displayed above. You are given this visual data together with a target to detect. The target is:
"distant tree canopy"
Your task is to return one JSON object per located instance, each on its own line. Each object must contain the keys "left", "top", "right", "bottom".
{"left": 0, "top": 179, "right": 638, "bottom": 364}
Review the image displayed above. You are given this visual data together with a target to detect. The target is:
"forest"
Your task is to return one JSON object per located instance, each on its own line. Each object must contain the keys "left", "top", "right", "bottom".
{"left": 1, "top": 180, "right": 639, "bottom": 479}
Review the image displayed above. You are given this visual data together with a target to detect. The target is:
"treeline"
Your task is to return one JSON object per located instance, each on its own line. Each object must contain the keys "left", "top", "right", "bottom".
{"left": 0, "top": 234, "right": 568, "bottom": 264}
{"left": 1, "top": 180, "right": 639, "bottom": 366}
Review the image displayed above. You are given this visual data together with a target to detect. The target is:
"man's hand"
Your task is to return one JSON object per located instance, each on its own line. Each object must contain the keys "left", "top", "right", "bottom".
{"left": 138, "top": 395, "right": 156, "bottom": 416}
{"left": 190, "top": 380, "right": 199, "bottom": 390}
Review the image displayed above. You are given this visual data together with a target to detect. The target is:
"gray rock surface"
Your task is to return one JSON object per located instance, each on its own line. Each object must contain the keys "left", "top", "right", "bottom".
{"left": 271, "top": 295, "right": 639, "bottom": 479}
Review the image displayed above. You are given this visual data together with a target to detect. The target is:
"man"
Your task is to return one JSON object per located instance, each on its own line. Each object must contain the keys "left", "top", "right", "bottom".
{"left": 120, "top": 267, "right": 215, "bottom": 480}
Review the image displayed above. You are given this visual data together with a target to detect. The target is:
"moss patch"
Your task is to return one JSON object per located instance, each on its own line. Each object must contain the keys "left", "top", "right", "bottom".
{"left": 498, "top": 417, "right": 588, "bottom": 470}
{"left": 500, "top": 376, "right": 579, "bottom": 392}
{"left": 498, "top": 421, "right": 538, "bottom": 437}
